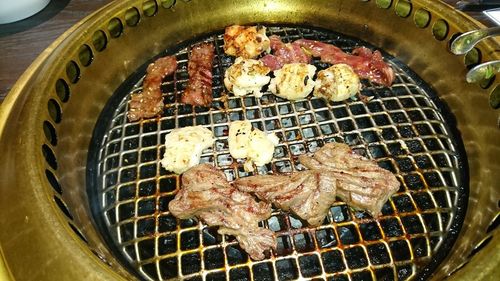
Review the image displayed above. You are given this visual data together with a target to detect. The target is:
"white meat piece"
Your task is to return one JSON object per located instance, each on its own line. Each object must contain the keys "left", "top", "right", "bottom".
{"left": 224, "top": 25, "right": 271, "bottom": 59}
{"left": 160, "top": 126, "right": 215, "bottom": 174}
{"left": 314, "top": 64, "right": 361, "bottom": 102}
{"left": 228, "top": 120, "right": 253, "bottom": 159}
{"left": 269, "top": 63, "right": 316, "bottom": 100}
{"left": 247, "top": 129, "right": 279, "bottom": 166}
{"left": 228, "top": 120, "right": 279, "bottom": 171}
{"left": 224, "top": 57, "right": 271, "bottom": 98}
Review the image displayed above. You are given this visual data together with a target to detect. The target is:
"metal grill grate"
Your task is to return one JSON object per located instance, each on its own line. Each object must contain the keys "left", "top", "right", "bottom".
{"left": 90, "top": 26, "right": 466, "bottom": 281}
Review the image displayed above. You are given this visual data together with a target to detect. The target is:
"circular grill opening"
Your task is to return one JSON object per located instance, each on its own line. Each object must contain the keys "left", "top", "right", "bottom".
{"left": 87, "top": 26, "right": 468, "bottom": 281}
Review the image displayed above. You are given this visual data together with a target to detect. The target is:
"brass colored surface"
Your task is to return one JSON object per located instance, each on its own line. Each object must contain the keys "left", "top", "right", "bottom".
{"left": 95, "top": 26, "right": 469, "bottom": 280}
{"left": 0, "top": 0, "right": 498, "bottom": 280}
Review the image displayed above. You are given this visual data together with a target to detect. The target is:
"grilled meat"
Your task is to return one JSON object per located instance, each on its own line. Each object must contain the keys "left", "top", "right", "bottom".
{"left": 224, "top": 25, "right": 271, "bottom": 59}
{"left": 127, "top": 56, "right": 177, "bottom": 121}
{"left": 234, "top": 143, "right": 399, "bottom": 224}
{"left": 181, "top": 43, "right": 215, "bottom": 107}
{"left": 234, "top": 170, "right": 338, "bottom": 226}
{"left": 298, "top": 143, "right": 400, "bottom": 216}
{"left": 314, "top": 64, "right": 361, "bottom": 102}
{"left": 224, "top": 57, "right": 271, "bottom": 98}
{"left": 269, "top": 63, "right": 317, "bottom": 100}
{"left": 294, "top": 39, "right": 395, "bottom": 86}
{"left": 260, "top": 35, "right": 312, "bottom": 70}
{"left": 168, "top": 164, "right": 275, "bottom": 260}
{"left": 228, "top": 120, "right": 279, "bottom": 171}
{"left": 160, "top": 126, "right": 215, "bottom": 174}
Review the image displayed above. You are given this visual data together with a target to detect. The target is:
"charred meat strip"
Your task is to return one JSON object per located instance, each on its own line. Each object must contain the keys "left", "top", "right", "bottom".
{"left": 168, "top": 164, "right": 275, "bottom": 260}
{"left": 181, "top": 43, "right": 215, "bottom": 107}
{"left": 234, "top": 170, "right": 337, "bottom": 226}
{"left": 260, "top": 35, "right": 312, "bottom": 71}
{"left": 298, "top": 143, "right": 400, "bottom": 217}
{"left": 294, "top": 39, "right": 395, "bottom": 86}
{"left": 127, "top": 56, "right": 177, "bottom": 121}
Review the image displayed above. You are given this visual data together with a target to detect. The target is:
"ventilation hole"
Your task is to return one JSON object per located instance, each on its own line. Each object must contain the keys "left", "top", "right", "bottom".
{"left": 92, "top": 30, "right": 107, "bottom": 52}
{"left": 464, "top": 47, "right": 481, "bottom": 69}
{"left": 161, "top": 0, "right": 176, "bottom": 8}
{"left": 108, "top": 18, "right": 123, "bottom": 38}
{"left": 54, "top": 195, "right": 74, "bottom": 220}
{"left": 46, "top": 169, "right": 62, "bottom": 194}
{"left": 78, "top": 44, "right": 93, "bottom": 67}
{"left": 66, "top": 61, "right": 80, "bottom": 83}
{"left": 42, "top": 144, "right": 58, "bottom": 170}
{"left": 125, "top": 7, "right": 140, "bottom": 26}
{"left": 55, "top": 79, "right": 70, "bottom": 102}
{"left": 489, "top": 84, "right": 500, "bottom": 109}
{"left": 47, "top": 99, "right": 62, "bottom": 123}
{"left": 395, "top": 0, "right": 412, "bottom": 18}
{"left": 432, "top": 19, "right": 449, "bottom": 41}
{"left": 376, "top": 0, "right": 392, "bottom": 9}
{"left": 69, "top": 222, "right": 88, "bottom": 243}
{"left": 467, "top": 235, "right": 493, "bottom": 259}
{"left": 414, "top": 8, "right": 431, "bottom": 28}
{"left": 486, "top": 213, "right": 500, "bottom": 233}
{"left": 143, "top": 0, "right": 158, "bottom": 16}
{"left": 479, "top": 74, "right": 495, "bottom": 89}
{"left": 43, "top": 121, "right": 57, "bottom": 146}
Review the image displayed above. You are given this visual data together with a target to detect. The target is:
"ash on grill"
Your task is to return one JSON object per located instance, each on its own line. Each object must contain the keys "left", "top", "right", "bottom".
{"left": 92, "top": 26, "right": 465, "bottom": 281}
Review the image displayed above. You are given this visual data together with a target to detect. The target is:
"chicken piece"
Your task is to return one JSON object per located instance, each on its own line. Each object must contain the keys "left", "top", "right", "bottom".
{"left": 181, "top": 43, "right": 215, "bottom": 107}
{"left": 224, "top": 57, "right": 271, "bottom": 98}
{"left": 298, "top": 143, "right": 400, "bottom": 216}
{"left": 269, "top": 63, "right": 316, "bottom": 100}
{"left": 224, "top": 25, "right": 271, "bottom": 59}
{"left": 228, "top": 120, "right": 279, "bottom": 171}
{"left": 128, "top": 56, "right": 177, "bottom": 121}
{"left": 314, "top": 64, "right": 361, "bottom": 102}
{"left": 260, "top": 35, "right": 312, "bottom": 70}
{"left": 294, "top": 39, "right": 395, "bottom": 87}
{"left": 160, "top": 126, "right": 214, "bottom": 174}
{"left": 168, "top": 164, "right": 275, "bottom": 260}
{"left": 234, "top": 170, "right": 337, "bottom": 226}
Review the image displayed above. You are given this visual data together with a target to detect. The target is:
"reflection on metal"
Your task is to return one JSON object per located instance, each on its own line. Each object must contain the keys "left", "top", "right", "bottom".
{"left": 91, "top": 27, "right": 467, "bottom": 281}
{"left": 466, "top": 60, "right": 500, "bottom": 83}
{"left": 450, "top": 27, "right": 500, "bottom": 55}
{"left": 0, "top": 0, "right": 499, "bottom": 280}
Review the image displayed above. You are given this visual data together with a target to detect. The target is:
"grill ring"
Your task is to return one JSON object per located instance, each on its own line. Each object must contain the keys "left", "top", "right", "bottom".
{"left": 88, "top": 26, "right": 469, "bottom": 281}
{"left": 0, "top": 1, "right": 498, "bottom": 280}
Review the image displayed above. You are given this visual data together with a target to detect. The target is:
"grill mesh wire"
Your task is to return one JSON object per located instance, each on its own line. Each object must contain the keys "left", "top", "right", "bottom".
{"left": 94, "top": 27, "right": 464, "bottom": 281}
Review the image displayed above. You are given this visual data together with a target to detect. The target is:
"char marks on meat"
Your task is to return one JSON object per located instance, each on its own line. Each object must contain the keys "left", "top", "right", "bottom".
{"left": 168, "top": 164, "right": 275, "bottom": 260}
{"left": 260, "top": 35, "right": 311, "bottom": 71}
{"left": 294, "top": 39, "right": 395, "bottom": 86}
{"left": 128, "top": 56, "right": 177, "bottom": 121}
{"left": 298, "top": 143, "right": 400, "bottom": 217}
{"left": 235, "top": 170, "right": 337, "bottom": 226}
{"left": 181, "top": 43, "right": 215, "bottom": 107}
{"left": 223, "top": 25, "right": 271, "bottom": 59}
{"left": 234, "top": 143, "right": 399, "bottom": 224}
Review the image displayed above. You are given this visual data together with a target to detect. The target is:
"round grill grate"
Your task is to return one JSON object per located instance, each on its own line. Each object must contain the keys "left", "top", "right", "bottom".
{"left": 87, "top": 26, "right": 468, "bottom": 281}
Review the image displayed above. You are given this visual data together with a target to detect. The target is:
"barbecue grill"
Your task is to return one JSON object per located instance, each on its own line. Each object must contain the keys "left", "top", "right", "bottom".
{"left": 0, "top": 0, "right": 499, "bottom": 280}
